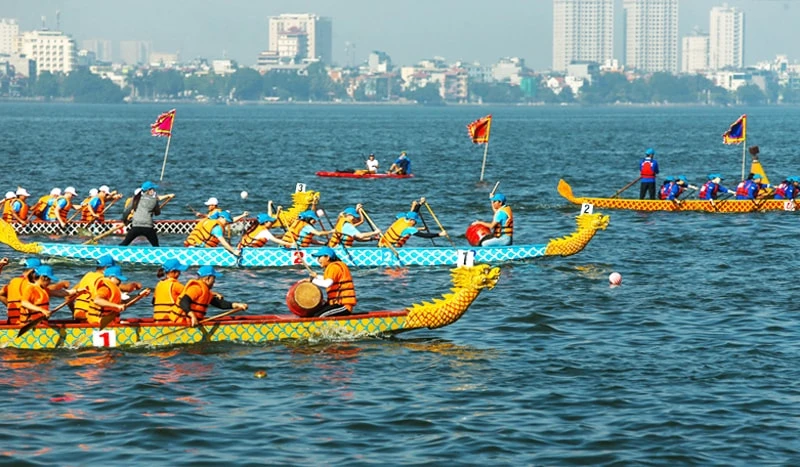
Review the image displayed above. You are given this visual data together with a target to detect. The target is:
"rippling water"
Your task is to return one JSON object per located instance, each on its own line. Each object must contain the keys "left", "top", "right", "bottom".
{"left": 2, "top": 103, "right": 800, "bottom": 465}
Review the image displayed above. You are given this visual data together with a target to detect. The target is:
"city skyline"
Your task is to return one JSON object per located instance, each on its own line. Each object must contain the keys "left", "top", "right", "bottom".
{"left": 2, "top": 0, "right": 798, "bottom": 69}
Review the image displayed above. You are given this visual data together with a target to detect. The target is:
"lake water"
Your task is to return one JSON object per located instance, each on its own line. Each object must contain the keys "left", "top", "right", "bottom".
{"left": 1, "top": 103, "right": 800, "bottom": 465}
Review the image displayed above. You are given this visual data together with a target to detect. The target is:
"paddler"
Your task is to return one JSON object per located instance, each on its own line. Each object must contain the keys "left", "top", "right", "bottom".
{"left": 80, "top": 188, "right": 101, "bottom": 222}
{"left": 699, "top": 174, "right": 734, "bottom": 201}
{"left": 0, "top": 258, "right": 75, "bottom": 324}
{"left": 328, "top": 205, "right": 380, "bottom": 247}
{"left": 48, "top": 186, "right": 78, "bottom": 228}
{"left": 198, "top": 196, "right": 248, "bottom": 223}
{"left": 471, "top": 192, "right": 513, "bottom": 246}
{"left": 30, "top": 187, "right": 60, "bottom": 221}
{"left": 71, "top": 255, "right": 142, "bottom": 321}
{"left": 378, "top": 202, "right": 446, "bottom": 248}
{"left": 1, "top": 187, "right": 29, "bottom": 225}
{"left": 282, "top": 210, "right": 331, "bottom": 247}
{"left": 87, "top": 265, "right": 150, "bottom": 326}
{"left": 18, "top": 265, "right": 62, "bottom": 325}
{"left": 306, "top": 246, "right": 355, "bottom": 317}
{"left": 184, "top": 210, "right": 241, "bottom": 256}
{"left": 153, "top": 258, "right": 188, "bottom": 322}
{"left": 169, "top": 265, "right": 248, "bottom": 326}
{"left": 238, "top": 213, "right": 297, "bottom": 249}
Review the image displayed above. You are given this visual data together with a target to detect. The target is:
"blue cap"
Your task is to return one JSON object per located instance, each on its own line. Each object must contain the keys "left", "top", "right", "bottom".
{"left": 708, "top": 173, "right": 719, "bottom": 180}
{"left": 678, "top": 175, "right": 688, "bottom": 183}
{"left": 96, "top": 254, "right": 116, "bottom": 267}
{"left": 197, "top": 265, "right": 222, "bottom": 278}
{"left": 257, "top": 213, "right": 276, "bottom": 224}
{"left": 343, "top": 207, "right": 360, "bottom": 218}
{"left": 24, "top": 258, "right": 42, "bottom": 269}
{"left": 491, "top": 193, "right": 506, "bottom": 203}
{"left": 104, "top": 265, "right": 128, "bottom": 281}
{"left": 645, "top": 148, "right": 655, "bottom": 156}
{"left": 299, "top": 210, "right": 319, "bottom": 221}
{"left": 211, "top": 210, "right": 233, "bottom": 223}
{"left": 162, "top": 258, "right": 188, "bottom": 273}
{"left": 664, "top": 176, "right": 675, "bottom": 182}
{"left": 312, "top": 246, "right": 338, "bottom": 259}
{"left": 395, "top": 212, "right": 406, "bottom": 219}
{"left": 405, "top": 211, "right": 421, "bottom": 222}
{"left": 753, "top": 174, "right": 762, "bottom": 180}
{"left": 34, "top": 265, "right": 59, "bottom": 282}
{"left": 141, "top": 181, "right": 158, "bottom": 191}
{"left": 790, "top": 176, "right": 800, "bottom": 183}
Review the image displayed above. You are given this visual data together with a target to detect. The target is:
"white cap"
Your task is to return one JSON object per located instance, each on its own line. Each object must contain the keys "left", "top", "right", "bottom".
{"left": 16, "top": 187, "right": 29, "bottom": 197}
{"left": 204, "top": 197, "right": 219, "bottom": 206}
{"left": 99, "top": 185, "right": 110, "bottom": 193}
{"left": 50, "top": 188, "right": 62, "bottom": 196}
{"left": 89, "top": 188, "right": 99, "bottom": 196}
{"left": 134, "top": 188, "right": 142, "bottom": 195}
{"left": 5, "top": 191, "right": 15, "bottom": 200}
{"left": 64, "top": 186, "right": 77, "bottom": 196}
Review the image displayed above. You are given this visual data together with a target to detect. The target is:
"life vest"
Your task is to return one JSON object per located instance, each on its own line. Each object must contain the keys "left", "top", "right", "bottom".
{"left": 73, "top": 270, "right": 103, "bottom": 320}
{"left": 282, "top": 219, "right": 310, "bottom": 245}
{"left": 238, "top": 225, "right": 269, "bottom": 248}
{"left": 184, "top": 218, "right": 222, "bottom": 247}
{"left": 30, "top": 195, "right": 53, "bottom": 220}
{"left": 379, "top": 218, "right": 414, "bottom": 247}
{"left": 122, "top": 197, "right": 135, "bottom": 224}
{"left": 493, "top": 206, "right": 513, "bottom": 238}
{"left": 169, "top": 279, "right": 212, "bottom": 324}
{"left": 153, "top": 277, "right": 184, "bottom": 321}
{"left": 659, "top": 182, "right": 672, "bottom": 200}
{"left": 324, "top": 261, "right": 356, "bottom": 311}
{"left": 81, "top": 196, "right": 106, "bottom": 222}
{"left": 640, "top": 159, "right": 656, "bottom": 178}
{"left": 86, "top": 277, "right": 122, "bottom": 325}
{"left": 699, "top": 181, "right": 719, "bottom": 200}
{"left": 47, "top": 196, "right": 71, "bottom": 223}
{"left": 19, "top": 283, "right": 49, "bottom": 325}
{"left": 735, "top": 180, "right": 750, "bottom": 198}
{"left": 775, "top": 182, "right": 789, "bottom": 199}
{"left": 328, "top": 217, "right": 355, "bottom": 247}
{"left": 2, "top": 197, "right": 28, "bottom": 222}
{"left": 4, "top": 275, "right": 31, "bottom": 324}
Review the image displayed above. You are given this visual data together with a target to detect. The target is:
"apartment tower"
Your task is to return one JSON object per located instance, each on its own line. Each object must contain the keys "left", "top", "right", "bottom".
{"left": 623, "top": 0, "right": 679, "bottom": 73}
{"left": 552, "top": 0, "right": 614, "bottom": 73}
{"left": 268, "top": 13, "right": 332, "bottom": 64}
{"left": 709, "top": 5, "right": 744, "bottom": 70}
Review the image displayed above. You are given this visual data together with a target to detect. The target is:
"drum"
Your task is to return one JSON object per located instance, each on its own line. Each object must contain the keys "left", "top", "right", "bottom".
{"left": 465, "top": 223, "right": 491, "bottom": 247}
{"left": 286, "top": 280, "right": 324, "bottom": 317}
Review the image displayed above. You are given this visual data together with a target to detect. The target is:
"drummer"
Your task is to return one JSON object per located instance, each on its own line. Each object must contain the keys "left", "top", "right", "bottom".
{"left": 307, "top": 246, "right": 355, "bottom": 317}
{"left": 169, "top": 265, "right": 248, "bottom": 326}
{"left": 471, "top": 192, "right": 513, "bottom": 246}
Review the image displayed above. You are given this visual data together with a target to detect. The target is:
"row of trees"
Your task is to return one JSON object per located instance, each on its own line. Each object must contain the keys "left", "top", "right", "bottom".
{"left": 9, "top": 65, "right": 800, "bottom": 105}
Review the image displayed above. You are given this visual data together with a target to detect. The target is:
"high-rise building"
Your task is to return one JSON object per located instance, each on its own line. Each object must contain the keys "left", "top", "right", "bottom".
{"left": 268, "top": 14, "right": 332, "bottom": 64}
{"left": 552, "top": 0, "right": 614, "bottom": 73}
{"left": 82, "top": 39, "right": 112, "bottom": 62}
{"left": 119, "top": 40, "right": 152, "bottom": 65}
{"left": 623, "top": 0, "right": 679, "bottom": 73}
{"left": 0, "top": 18, "right": 20, "bottom": 54}
{"left": 709, "top": 5, "right": 744, "bottom": 70}
{"left": 681, "top": 33, "right": 709, "bottom": 73}
{"left": 19, "top": 29, "right": 76, "bottom": 76}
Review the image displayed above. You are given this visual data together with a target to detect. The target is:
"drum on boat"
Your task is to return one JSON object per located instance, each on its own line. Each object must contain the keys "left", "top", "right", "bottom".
{"left": 286, "top": 280, "right": 324, "bottom": 317}
{"left": 465, "top": 224, "right": 491, "bottom": 247}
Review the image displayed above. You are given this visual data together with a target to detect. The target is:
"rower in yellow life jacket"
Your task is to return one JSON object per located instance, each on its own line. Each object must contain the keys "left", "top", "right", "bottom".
{"left": 328, "top": 205, "right": 380, "bottom": 247}
{"left": 282, "top": 210, "right": 330, "bottom": 247}
{"left": 184, "top": 210, "right": 241, "bottom": 256}
{"left": 153, "top": 259, "right": 188, "bottom": 321}
{"left": 30, "top": 188, "right": 61, "bottom": 221}
{"left": 169, "top": 266, "right": 247, "bottom": 326}
{"left": 47, "top": 186, "right": 78, "bottom": 226}
{"left": 238, "top": 213, "right": 296, "bottom": 249}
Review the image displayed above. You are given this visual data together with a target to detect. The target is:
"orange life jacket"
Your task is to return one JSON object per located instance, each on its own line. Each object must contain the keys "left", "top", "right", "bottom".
{"left": 2, "top": 197, "right": 28, "bottom": 222}
{"left": 238, "top": 225, "right": 269, "bottom": 248}
{"left": 328, "top": 217, "right": 355, "bottom": 247}
{"left": 4, "top": 275, "right": 31, "bottom": 324}
{"left": 169, "top": 279, "right": 212, "bottom": 324}
{"left": 47, "top": 196, "right": 72, "bottom": 223}
{"left": 493, "top": 206, "right": 513, "bottom": 238}
{"left": 185, "top": 218, "right": 222, "bottom": 247}
{"left": 153, "top": 277, "right": 184, "bottom": 321}
{"left": 379, "top": 218, "right": 413, "bottom": 247}
{"left": 81, "top": 196, "right": 106, "bottom": 222}
{"left": 324, "top": 261, "right": 356, "bottom": 311}
{"left": 283, "top": 219, "right": 310, "bottom": 245}
{"left": 73, "top": 270, "right": 103, "bottom": 320}
{"left": 19, "top": 283, "right": 50, "bottom": 325}
{"left": 31, "top": 195, "right": 53, "bottom": 219}
{"left": 86, "top": 278, "right": 122, "bottom": 325}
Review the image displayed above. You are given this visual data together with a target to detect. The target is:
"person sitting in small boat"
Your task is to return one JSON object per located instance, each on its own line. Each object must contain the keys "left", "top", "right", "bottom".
{"left": 378, "top": 207, "right": 447, "bottom": 248}
{"left": 387, "top": 152, "right": 411, "bottom": 175}
{"left": 774, "top": 176, "right": 800, "bottom": 200}
{"left": 658, "top": 176, "right": 676, "bottom": 200}
{"left": 307, "top": 246, "right": 356, "bottom": 318}
{"left": 18, "top": 265, "right": 61, "bottom": 325}
{"left": 735, "top": 173, "right": 771, "bottom": 200}
{"left": 282, "top": 210, "right": 331, "bottom": 247}
{"left": 699, "top": 174, "right": 734, "bottom": 200}
{"left": 238, "top": 213, "right": 297, "bottom": 249}
{"left": 87, "top": 265, "right": 150, "bottom": 326}
{"left": 329, "top": 205, "right": 380, "bottom": 247}
{"left": 2, "top": 187, "right": 30, "bottom": 225}
{"left": 48, "top": 186, "right": 78, "bottom": 227}
{"left": 153, "top": 259, "right": 188, "bottom": 322}
{"left": 471, "top": 193, "right": 513, "bottom": 247}
{"left": 170, "top": 265, "right": 248, "bottom": 326}
{"left": 352, "top": 154, "right": 381, "bottom": 175}
{"left": 184, "top": 210, "right": 241, "bottom": 257}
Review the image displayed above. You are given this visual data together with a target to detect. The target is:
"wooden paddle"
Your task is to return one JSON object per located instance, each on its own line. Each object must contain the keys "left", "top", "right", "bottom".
{"left": 98, "top": 288, "right": 151, "bottom": 330}
{"left": 422, "top": 199, "right": 455, "bottom": 247}
{"left": 16, "top": 289, "right": 88, "bottom": 337}
{"left": 83, "top": 223, "right": 125, "bottom": 245}
{"left": 361, "top": 208, "right": 403, "bottom": 266}
{"left": 318, "top": 206, "right": 355, "bottom": 264}
{"left": 134, "top": 306, "right": 247, "bottom": 347}
{"left": 611, "top": 177, "right": 642, "bottom": 199}
{"left": 489, "top": 181, "right": 500, "bottom": 198}
{"left": 414, "top": 201, "right": 437, "bottom": 246}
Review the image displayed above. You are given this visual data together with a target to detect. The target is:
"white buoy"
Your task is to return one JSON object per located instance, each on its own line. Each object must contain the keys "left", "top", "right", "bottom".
{"left": 609, "top": 272, "right": 622, "bottom": 287}
{"left": 240, "top": 191, "right": 248, "bottom": 200}
{"left": 316, "top": 209, "right": 325, "bottom": 218}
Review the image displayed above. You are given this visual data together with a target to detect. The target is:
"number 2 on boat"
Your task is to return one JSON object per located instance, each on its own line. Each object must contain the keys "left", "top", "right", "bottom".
{"left": 292, "top": 251, "right": 305, "bottom": 265}
{"left": 581, "top": 203, "right": 594, "bottom": 215}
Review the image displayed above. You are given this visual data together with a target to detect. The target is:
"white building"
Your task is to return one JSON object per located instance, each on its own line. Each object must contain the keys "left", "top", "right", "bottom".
{"left": 119, "top": 40, "right": 152, "bottom": 65}
{"left": 622, "top": 0, "right": 678, "bottom": 73}
{"left": 709, "top": 5, "right": 744, "bottom": 70}
{"left": 82, "top": 39, "right": 112, "bottom": 62}
{"left": 211, "top": 59, "right": 237, "bottom": 76}
{"left": 268, "top": 14, "right": 332, "bottom": 64}
{"left": 492, "top": 57, "right": 525, "bottom": 85}
{"left": 19, "top": 29, "right": 76, "bottom": 76}
{"left": 681, "top": 33, "right": 709, "bottom": 73}
{"left": 552, "top": 0, "right": 614, "bottom": 73}
{"left": 0, "top": 18, "right": 20, "bottom": 55}
{"left": 367, "top": 51, "right": 392, "bottom": 74}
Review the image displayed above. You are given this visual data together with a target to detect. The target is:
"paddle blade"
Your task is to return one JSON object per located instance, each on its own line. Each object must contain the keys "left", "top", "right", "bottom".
{"left": 17, "top": 316, "right": 45, "bottom": 337}
{"left": 98, "top": 312, "right": 118, "bottom": 330}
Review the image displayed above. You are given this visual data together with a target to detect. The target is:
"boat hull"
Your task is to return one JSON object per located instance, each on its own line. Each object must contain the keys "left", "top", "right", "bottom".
{"left": 315, "top": 171, "right": 414, "bottom": 179}
{"left": 10, "top": 219, "right": 254, "bottom": 236}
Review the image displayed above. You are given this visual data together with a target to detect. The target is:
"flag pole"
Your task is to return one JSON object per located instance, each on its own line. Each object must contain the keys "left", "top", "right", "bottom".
{"left": 740, "top": 136, "right": 746, "bottom": 182}
{"left": 479, "top": 140, "right": 490, "bottom": 182}
{"left": 159, "top": 135, "right": 171, "bottom": 182}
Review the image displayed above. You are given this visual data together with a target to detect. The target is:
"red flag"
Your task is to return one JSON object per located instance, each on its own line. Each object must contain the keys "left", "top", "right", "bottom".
{"left": 467, "top": 114, "right": 492, "bottom": 144}
{"left": 151, "top": 109, "right": 176, "bottom": 137}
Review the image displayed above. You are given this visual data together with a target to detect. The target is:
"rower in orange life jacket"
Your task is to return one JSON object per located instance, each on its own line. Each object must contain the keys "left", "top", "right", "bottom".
{"left": 328, "top": 205, "right": 380, "bottom": 247}
{"left": 282, "top": 210, "right": 330, "bottom": 247}
{"left": 184, "top": 210, "right": 241, "bottom": 257}
{"left": 153, "top": 259, "right": 188, "bottom": 321}
{"left": 238, "top": 213, "right": 297, "bottom": 249}
{"left": 639, "top": 148, "right": 660, "bottom": 200}
{"left": 87, "top": 265, "right": 150, "bottom": 326}
{"left": 2, "top": 187, "right": 31, "bottom": 225}
{"left": 0, "top": 258, "right": 42, "bottom": 324}
{"left": 18, "top": 265, "right": 62, "bottom": 325}
{"left": 470, "top": 193, "right": 513, "bottom": 247}
{"left": 47, "top": 186, "right": 78, "bottom": 226}
{"left": 306, "top": 246, "right": 356, "bottom": 317}
{"left": 169, "top": 265, "right": 248, "bottom": 326}
{"left": 80, "top": 188, "right": 104, "bottom": 222}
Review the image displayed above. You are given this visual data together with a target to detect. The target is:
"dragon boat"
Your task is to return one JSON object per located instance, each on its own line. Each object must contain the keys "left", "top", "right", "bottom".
{"left": 316, "top": 171, "right": 414, "bottom": 179}
{"left": 8, "top": 190, "right": 321, "bottom": 236}
{"left": 558, "top": 155, "right": 796, "bottom": 213}
{"left": 0, "top": 212, "right": 610, "bottom": 268}
{"left": 0, "top": 264, "right": 501, "bottom": 350}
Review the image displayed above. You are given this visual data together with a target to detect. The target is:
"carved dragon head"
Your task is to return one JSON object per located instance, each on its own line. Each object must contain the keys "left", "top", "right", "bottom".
{"left": 451, "top": 263, "right": 501, "bottom": 291}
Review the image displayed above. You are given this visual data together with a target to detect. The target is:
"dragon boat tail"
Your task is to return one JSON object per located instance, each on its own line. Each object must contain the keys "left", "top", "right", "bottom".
{"left": 0, "top": 264, "right": 501, "bottom": 350}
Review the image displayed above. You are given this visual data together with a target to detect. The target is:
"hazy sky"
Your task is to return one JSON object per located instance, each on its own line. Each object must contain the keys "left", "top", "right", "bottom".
{"left": 2, "top": 0, "right": 798, "bottom": 69}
